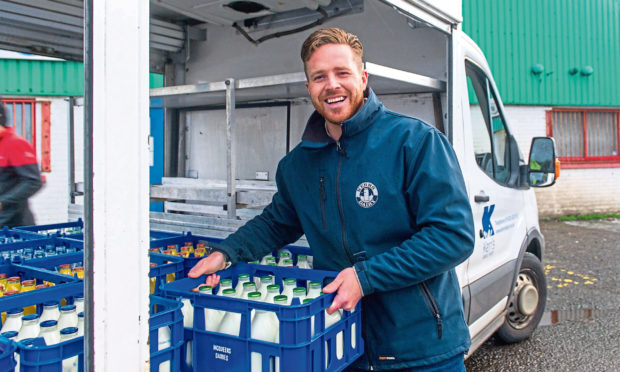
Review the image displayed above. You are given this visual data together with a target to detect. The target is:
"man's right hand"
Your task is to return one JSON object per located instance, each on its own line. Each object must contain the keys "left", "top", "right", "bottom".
{"left": 188, "top": 251, "right": 227, "bottom": 288}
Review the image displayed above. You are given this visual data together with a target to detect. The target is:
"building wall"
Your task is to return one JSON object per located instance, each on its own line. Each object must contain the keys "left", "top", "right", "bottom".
{"left": 27, "top": 98, "right": 71, "bottom": 224}
{"left": 505, "top": 104, "right": 620, "bottom": 217}
{"left": 463, "top": 0, "right": 620, "bottom": 107}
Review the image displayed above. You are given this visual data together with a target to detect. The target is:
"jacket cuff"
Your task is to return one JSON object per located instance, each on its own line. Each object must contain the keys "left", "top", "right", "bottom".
{"left": 354, "top": 261, "right": 373, "bottom": 296}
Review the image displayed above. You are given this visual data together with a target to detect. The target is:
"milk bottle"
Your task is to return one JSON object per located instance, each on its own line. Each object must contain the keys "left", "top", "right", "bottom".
{"left": 1, "top": 308, "right": 23, "bottom": 333}
{"left": 17, "top": 314, "right": 40, "bottom": 341}
{"left": 250, "top": 293, "right": 278, "bottom": 372}
{"left": 200, "top": 285, "right": 225, "bottom": 332}
{"left": 217, "top": 288, "right": 242, "bottom": 336}
{"left": 60, "top": 327, "right": 79, "bottom": 372}
{"left": 39, "top": 320, "right": 61, "bottom": 346}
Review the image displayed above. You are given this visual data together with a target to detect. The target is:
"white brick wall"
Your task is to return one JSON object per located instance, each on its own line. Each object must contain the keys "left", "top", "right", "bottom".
{"left": 29, "top": 98, "right": 70, "bottom": 224}
{"left": 505, "top": 105, "right": 620, "bottom": 217}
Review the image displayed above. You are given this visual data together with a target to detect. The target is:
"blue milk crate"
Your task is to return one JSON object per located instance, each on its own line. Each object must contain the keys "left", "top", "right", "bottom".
{"left": 13, "top": 295, "right": 183, "bottom": 372}
{"left": 23, "top": 251, "right": 185, "bottom": 296}
{"left": 0, "top": 336, "right": 16, "bottom": 372}
{"left": 150, "top": 253, "right": 185, "bottom": 295}
{"left": 0, "top": 264, "right": 82, "bottom": 314}
{"left": 151, "top": 233, "right": 313, "bottom": 275}
{"left": 15, "top": 220, "right": 84, "bottom": 240}
{"left": 16, "top": 218, "right": 184, "bottom": 242}
{"left": 162, "top": 263, "right": 364, "bottom": 372}
{"left": 149, "top": 295, "right": 185, "bottom": 372}
{"left": 0, "top": 228, "right": 47, "bottom": 246}
{"left": 0, "top": 237, "right": 83, "bottom": 264}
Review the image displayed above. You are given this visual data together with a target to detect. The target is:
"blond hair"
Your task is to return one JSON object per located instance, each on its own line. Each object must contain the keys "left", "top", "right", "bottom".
{"left": 300, "top": 27, "right": 364, "bottom": 72}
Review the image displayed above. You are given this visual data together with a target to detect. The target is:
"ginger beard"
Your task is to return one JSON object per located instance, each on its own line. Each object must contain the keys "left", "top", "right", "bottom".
{"left": 305, "top": 44, "right": 368, "bottom": 126}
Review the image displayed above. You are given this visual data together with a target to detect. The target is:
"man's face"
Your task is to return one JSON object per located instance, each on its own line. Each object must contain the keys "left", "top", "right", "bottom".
{"left": 305, "top": 44, "right": 368, "bottom": 125}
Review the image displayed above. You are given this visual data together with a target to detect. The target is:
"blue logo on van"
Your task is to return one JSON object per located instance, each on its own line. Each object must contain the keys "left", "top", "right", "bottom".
{"left": 482, "top": 204, "right": 495, "bottom": 238}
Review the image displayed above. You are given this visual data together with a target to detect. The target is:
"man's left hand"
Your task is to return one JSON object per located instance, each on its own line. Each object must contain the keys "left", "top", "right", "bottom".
{"left": 322, "top": 267, "right": 362, "bottom": 314}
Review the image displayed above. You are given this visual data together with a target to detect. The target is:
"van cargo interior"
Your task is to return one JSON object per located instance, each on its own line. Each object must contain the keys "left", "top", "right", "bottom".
{"left": 146, "top": 0, "right": 451, "bottom": 229}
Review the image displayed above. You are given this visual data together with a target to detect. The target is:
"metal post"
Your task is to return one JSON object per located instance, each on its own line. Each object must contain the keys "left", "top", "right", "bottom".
{"left": 82, "top": 0, "right": 94, "bottom": 370}
{"left": 84, "top": 0, "right": 95, "bottom": 372}
{"left": 90, "top": 0, "right": 150, "bottom": 369}
{"left": 226, "top": 79, "right": 236, "bottom": 218}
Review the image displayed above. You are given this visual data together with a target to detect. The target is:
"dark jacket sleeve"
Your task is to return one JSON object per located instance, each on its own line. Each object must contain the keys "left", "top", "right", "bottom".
{"left": 0, "top": 140, "right": 43, "bottom": 207}
{"left": 354, "top": 129, "right": 475, "bottom": 295}
{"left": 212, "top": 158, "right": 304, "bottom": 265}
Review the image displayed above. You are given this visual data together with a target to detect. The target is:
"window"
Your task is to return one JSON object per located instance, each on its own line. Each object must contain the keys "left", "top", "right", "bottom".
{"left": 1, "top": 99, "right": 37, "bottom": 149}
{"left": 548, "top": 109, "right": 620, "bottom": 168}
{"left": 466, "top": 61, "right": 514, "bottom": 186}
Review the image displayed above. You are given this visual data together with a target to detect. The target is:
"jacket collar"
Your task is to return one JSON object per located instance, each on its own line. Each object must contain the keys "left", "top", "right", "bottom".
{"left": 300, "top": 88, "right": 383, "bottom": 148}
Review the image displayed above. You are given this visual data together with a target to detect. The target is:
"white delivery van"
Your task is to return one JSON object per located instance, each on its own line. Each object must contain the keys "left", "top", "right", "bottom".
{"left": 149, "top": 0, "right": 559, "bottom": 357}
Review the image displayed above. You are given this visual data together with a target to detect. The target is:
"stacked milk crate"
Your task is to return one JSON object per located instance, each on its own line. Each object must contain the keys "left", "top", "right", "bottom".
{"left": 0, "top": 222, "right": 186, "bottom": 371}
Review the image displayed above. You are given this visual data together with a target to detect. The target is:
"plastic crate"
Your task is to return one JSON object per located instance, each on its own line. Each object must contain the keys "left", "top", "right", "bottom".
{"left": 0, "top": 336, "right": 16, "bottom": 372}
{"left": 161, "top": 263, "right": 364, "bottom": 372}
{"left": 149, "top": 253, "right": 185, "bottom": 295}
{"left": 12, "top": 295, "right": 183, "bottom": 372}
{"left": 0, "top": 228, "right": 47, "bottom": 246}
{"left": 23, "top": 251, "right": 185, "bottom": 296}
{"left": 16, "top": 219, "right": 183, "bottom": 242}
{"left": 15, "top": 220, "right": 84, "bottom": 240}
{"left": 0, "top": 237, "right": 83, "bottom": 264}
{"left": 151, "top": 233, "right": 313, "bottom": 275}
{"left": 0, "top": 264, "right": 82, "bottom": 313}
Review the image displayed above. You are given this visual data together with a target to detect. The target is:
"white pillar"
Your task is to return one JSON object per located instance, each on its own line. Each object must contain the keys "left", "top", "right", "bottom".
{"left": 92, "top": 0, "right": 150, "bottom": 370}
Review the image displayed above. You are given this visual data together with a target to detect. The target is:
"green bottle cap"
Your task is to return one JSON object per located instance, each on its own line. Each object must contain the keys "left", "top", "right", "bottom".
{"left": 274, "top": 295, "right": 287, "bottom": 303}
{"left": 248, "top": 291, "right": 261, "bottom": 299}
{"left": 223, "top": 288, "right": 236, "bottom": 296}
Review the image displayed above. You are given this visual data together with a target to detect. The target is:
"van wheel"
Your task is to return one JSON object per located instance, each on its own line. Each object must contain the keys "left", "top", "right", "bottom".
{"left": 496, "top": 252, "right": 547, "bottom": 343}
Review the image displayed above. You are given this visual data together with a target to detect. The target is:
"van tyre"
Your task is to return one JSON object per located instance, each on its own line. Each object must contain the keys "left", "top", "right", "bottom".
{"left": 497, "top": 252, "right": 546, "bottom": 343}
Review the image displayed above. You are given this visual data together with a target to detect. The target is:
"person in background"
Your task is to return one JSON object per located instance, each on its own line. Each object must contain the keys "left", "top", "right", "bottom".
{"left": 189, "top": 28, "right": 475, "bottom": 371}
{"left": 0, "top": 102, "right": 43, "bottom": 228}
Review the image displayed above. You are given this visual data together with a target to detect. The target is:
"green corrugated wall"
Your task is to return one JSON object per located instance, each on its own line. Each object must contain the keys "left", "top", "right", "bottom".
{"left": 463, "top": 0, "right": 620, "bottom": 106}
{"left": 0, "top": 59, "right": 164, "bottom": 96}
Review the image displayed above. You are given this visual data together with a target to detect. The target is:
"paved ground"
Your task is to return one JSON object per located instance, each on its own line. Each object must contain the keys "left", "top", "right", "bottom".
{"left": 465, "top": 219, "right": 620, "bottom": 371}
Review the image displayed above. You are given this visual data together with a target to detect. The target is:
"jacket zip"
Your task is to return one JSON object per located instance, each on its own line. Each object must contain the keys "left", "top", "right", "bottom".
{"left": 420, "top": 282, "right": 443, "bottom": 339}
{"left": 335, "top": 139, "right": 353, "bottom": 264}
{"left": 319, "top": 177, "right": 327, "bottom": 229}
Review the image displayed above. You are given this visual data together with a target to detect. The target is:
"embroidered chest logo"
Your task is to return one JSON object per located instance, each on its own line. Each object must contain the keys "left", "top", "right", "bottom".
{"left": 355, "top": 182, "right": 378, "bottom": 208}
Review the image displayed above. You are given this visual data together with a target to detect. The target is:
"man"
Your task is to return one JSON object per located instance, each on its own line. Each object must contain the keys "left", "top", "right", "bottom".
{"left": 189, "top": 28, "right": 474, "bottom": 371}
{"left": 0, "top": 102, "right": 43, "bottom": 228}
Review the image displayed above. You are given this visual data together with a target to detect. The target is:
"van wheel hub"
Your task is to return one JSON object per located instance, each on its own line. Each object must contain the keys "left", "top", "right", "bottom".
{"left": 507, "top": 272, "right": 539, "bottom": 329}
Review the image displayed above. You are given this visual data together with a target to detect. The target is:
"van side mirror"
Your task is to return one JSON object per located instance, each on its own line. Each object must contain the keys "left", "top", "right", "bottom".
{"left": 527, "top": 137, "right": 559, "bottom": 187}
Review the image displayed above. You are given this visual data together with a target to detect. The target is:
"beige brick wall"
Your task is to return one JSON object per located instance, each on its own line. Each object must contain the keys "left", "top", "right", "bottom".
{"left": 505, "top": 105, "right": 620, "bottom": 217}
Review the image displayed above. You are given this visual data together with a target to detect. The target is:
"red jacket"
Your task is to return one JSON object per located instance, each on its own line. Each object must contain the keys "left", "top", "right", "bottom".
{"left": 0, "top": 126, "right": 42, "bottom": 228}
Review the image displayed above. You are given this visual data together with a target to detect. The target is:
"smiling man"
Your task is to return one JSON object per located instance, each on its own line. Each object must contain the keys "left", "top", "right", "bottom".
{"left": 189, "top": 28, "right": 474, "bottom": 371}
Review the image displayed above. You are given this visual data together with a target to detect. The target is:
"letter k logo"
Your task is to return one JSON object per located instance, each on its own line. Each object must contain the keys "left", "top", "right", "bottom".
{"left": 482, "top": 204, "right": 495, "bottom": 238}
